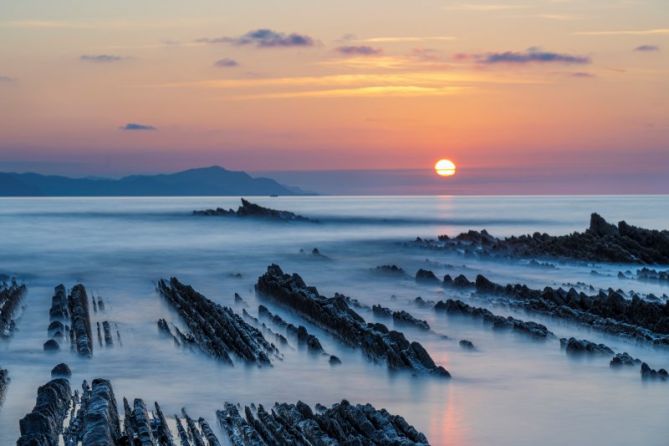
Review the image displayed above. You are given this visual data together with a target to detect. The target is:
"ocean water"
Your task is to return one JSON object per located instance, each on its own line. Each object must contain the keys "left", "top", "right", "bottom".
{"left": 0, "top": 195, "right": 668, "bottom": 446}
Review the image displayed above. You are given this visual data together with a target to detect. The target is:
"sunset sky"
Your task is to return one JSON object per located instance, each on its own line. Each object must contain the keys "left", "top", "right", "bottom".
{"left": 1, "top": 0, "right": 667, "bottom": 192}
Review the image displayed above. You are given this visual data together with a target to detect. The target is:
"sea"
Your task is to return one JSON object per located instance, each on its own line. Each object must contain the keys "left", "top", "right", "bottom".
{"left": 0, "top": 196, "right": 668, "bottom": 445}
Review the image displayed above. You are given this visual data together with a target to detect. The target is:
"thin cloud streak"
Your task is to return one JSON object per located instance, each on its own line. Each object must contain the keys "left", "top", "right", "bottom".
{"left": 231, "top": 85, "right": 467, "bottom": 100}
{"left": 444, "top": 3, "right": 530, "bottom": 11}
{"left": 574, "top": 28, "right": 669, "bottom": 36}
{"left": 359, "top": 36, "right": 456, "bottom": 43}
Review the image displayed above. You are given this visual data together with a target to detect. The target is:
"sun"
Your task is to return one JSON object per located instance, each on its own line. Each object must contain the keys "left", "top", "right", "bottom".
{"left": 435, "top": 159, "right": 456, "bottom": 177}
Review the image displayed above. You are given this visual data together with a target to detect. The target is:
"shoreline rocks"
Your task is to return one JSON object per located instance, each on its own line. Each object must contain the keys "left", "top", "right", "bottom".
{"left": 17, "top": 378, "right": 72, "bottom": 445}
{"left": 0, "top": 368, "right": 8, "bottom": 405}
{"left": 256, "top": 264, "right": 450, "bottom": 377}
{"left": 0, "top": 280, "right": 27, "bottom": 339}
{"left": 372, "top": 304, "right": 431, "bottom": 330}
{"left": 216, "top": 399, "right": 430, "bottom": 445}
{"left": 68, "top": 284, "right": 94, "bottom": 357}
{"left": 436, "top": 299, "right": 553, "bottom": 338}
{"left": 158, "top": 277, "right": 278, "bottom": 366}
{"left": 560, "top": 337, "right": 614, "bottom": 355}
{"left": 641, "top": 362, "right": 668, "bottom": 381}
{"left": 414, "top": 213, "right": 669, "bottom": 264}
{"left": 193, "top": 198, "right": 316, "bottom": 222}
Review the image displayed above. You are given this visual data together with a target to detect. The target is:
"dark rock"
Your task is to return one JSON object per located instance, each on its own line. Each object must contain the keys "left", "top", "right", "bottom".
{"left": 640, "top": 362, "right": 668, "bottom": 381}
{"left": 0, "top": 368, "right": 9, "bottom": 405}
{"left": 610, "top": 352, "right": 641, "bottom": 368}
{"left": 560, "top": 337, "right": 614, "bottom": 355}
{"left": 459, "top": 339, "right": 475, "bottom": 350}
{"left": 415, "top": 269, "right": 439, "bottom": 283}
{"left": 414, "top": 213, "right": 669, "bottom": 264}
{"left": 43, "top": 339, "right": 60, "bottom": 352}
{"left": 374, "top": 264, "right": 405, "bottom": 275}
{"left": 329, "top": 355, "right": 342, "bottom": 365}
{"left": 18, "top": 378, "right": 71, "bottom": 446}
{"left": 0, "top": 281, "right": 27, "bottom": 339}
{"left": 193, "top": 198, "right": 316, "bottom": 222}
{"left": 217, "top": 399, "right": 429, "bottom": 445}
{"left": 436, "top": 299, "right": 552, "bottom": 338}
{"left": 51, "top": 363, "right": 71, "bottom": 379}
{"left": 68, "top": 284, "right": 94, "bottom": 357}
{"left": 256, "top": 264, "right": 450, "bottom": 377}
{"left": 158, "top": 278, "right": 278, "bottom": 366}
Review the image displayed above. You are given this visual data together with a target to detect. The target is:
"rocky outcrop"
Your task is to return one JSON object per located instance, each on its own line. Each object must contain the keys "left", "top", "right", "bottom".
{"left": 435, "top": 299, "right": 553, "bottom": 338}
{"left": 256, "top": 264, "right": 450, "bottom": 377}
{"left": 374, "top": 265, "right": 406, "bottom": 275}
{"left": 50, "top": 363, "right": 71, "bottom": 379}
{"left": 68, "top": 284, "right": 94, "bottom": 357}
{"left": 442, "top": 272, "right": 669, "bottom": 344}
{"left": 372, "top": 305, "right": 430, "bottom": 330}
{"left": 415, "top": 213, "right": 669, "bottom": 264}
{"left": 610, "top": 352, "right": 641, "bottom": 368}
{"left": 641, "top": 362, "right": 668, "bottom": 381}
{"left": 560, "top": 337, "right": 614, "bottom": 355}
{"left": 459, "top": 339, "right": 475, "bottom": 350}
{"left": 17, "top": 378, "right": 72, "bottom": 446}
{"left": 415, "top": 269, "right": 440, "bottom": 283}
{"left": 158, "top": 278, "right": 278, "bottom": 366}
{"left": 257, "top": 305, "right": 323, "bottom": 352}
{"left": 216, "top": 399, "right": 430, "bottom": 445}
{"left": 0, "top": 279, "right": 27, "bottom": 339}
{"left": 193, "top": 198, "right": 316, "bottom": 222}
{"left": 634, "top": 267, "right": 669, "bottom": 282}
{"left": 0, "top": 367, "right": 8, "bottom": 406}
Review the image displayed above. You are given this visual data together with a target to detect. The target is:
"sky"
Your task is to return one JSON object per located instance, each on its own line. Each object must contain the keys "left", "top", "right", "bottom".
{"left": 0, "top": 0, "right": 668, "bottom": 193}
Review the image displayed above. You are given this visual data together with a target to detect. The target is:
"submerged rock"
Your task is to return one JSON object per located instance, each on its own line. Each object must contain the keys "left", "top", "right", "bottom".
{"left": 193, "top": 198, "right": 316, "bottom": 222}
{"left": 0, "top": 280, "right": 27, "bottom": 339}
{"left": 560, "top": 337, "right": 614, "bottom": 355}
{"left": 610, "top": 352, "right": 641, "bottom": 368}
{"left": 68, "top": 284, "right": 94, "bottom": 357}
{"left": 415, "top": 213, "right": 669, "bottom": 264}
{"left": 0, "top": 368, "right": 9, "bottom": 405}
{"left": 374, "top": 264, "right": 406, "bottom": 275}
{"left": 256, "top": 264, "right": 450, "bottom": 377}
{"left": 415, "top": 269, "right": 440, "bottom": 283}
{"left": 51, "top": 363, "right": 72, "bottom": 379}
{"left": 640, "top": 362, "right": 668, "bottom": 381}
{"left": 17, "top": 378, "right": 72, "bottom": 446}
{"left": 459, "top": 339, "right": 475, "bottom": 350}
{"left": 216, "top": 399, "right": 429, "bottom": 445}
{"left": 158, "top": 278, "right": 278, "bottom": 366}
{"left": 436, "top": 299, "right": 553, "bottom": 338}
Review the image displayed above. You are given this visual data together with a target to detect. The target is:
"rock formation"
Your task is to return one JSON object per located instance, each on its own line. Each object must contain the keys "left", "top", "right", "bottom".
{"left": 256, "top": 264, "right": 450, "bottom": 377}
{"left": 193, "top": 198, "right": 316, "bottom": 222}
{"left": 0, "top": 279, "right": 27, "bottom": 339}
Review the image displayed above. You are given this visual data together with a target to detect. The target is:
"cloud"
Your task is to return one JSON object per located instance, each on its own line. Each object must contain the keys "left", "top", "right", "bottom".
{"left": 444, "top": 3, "right": 530, "bottom": 11}
{"left": 0, "top": 75, "right": 15, "bottom": 82}
{"left": 634, "top": 45, "right": 659, "bottom": 52}
{"left": 360, "top": 36, "right": 456, "bottom": 43}
{"left": 335, "top": 46, "right": 383, "bottom": 56}
{"left": 575, "top": 28, "right": 669, "bottom": 36}
{"left": 570, "top": 72, "right": 595, "bottom": 78}
{"left": 476, "top": 48, "right": 590, "bottom": 64}
{"left": 120, "top": 123, "right": 156, "bottom": 131}
{"left": 80, "top": 54, "right": 124, "bottom": 63}
{"left": 214, "top": 58, "right": 239, "bottom": 68}
{"left": 198, "top": 29, "right": 315, "bottom": 47}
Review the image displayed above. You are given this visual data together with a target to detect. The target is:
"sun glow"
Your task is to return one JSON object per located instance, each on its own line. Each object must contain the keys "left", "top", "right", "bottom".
{"left": 435, "top": 159, "right": 456, "bottom": 176}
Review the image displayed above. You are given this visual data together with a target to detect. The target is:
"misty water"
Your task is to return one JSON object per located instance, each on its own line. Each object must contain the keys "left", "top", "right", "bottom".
{"left": 0, "top": 196, "right": 668, "bottom": 445}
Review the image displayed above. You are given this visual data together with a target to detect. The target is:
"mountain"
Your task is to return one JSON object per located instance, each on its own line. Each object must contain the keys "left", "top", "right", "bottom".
{"left": 0, "top": 166, "right": 305, "bottom": 196}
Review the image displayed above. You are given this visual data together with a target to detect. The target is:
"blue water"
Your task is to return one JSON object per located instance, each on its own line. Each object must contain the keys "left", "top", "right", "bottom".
{"left": 0, "top": 196, "right": 668, "bottom": 445}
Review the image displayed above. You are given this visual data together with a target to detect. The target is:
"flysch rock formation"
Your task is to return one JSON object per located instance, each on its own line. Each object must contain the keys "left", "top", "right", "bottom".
{"left": 0, "top": 279, "right": 27, "bottom": 339}
{"left": 193, "top": 198, "right": 316, "bottom": 222}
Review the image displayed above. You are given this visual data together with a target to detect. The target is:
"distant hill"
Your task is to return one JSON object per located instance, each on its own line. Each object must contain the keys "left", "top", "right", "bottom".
{"left": 0, "top": 166, "right": 306, "bottom": 196}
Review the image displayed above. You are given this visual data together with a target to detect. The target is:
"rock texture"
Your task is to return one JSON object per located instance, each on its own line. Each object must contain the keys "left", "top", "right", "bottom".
{"left": 641, "top": 362, "right": 668, "bottom": 381}
{"left": 372, "top": 305, "right": 430, "bottom": 330}
{"left": 610, "top": 352, "right": 641, "bottom": 368}
{"left": 415, "top": 213, "right": 669, "bottom": 264}
{"left": 158, "top": 277, "right": 278, "bottom": 366}
{"left": 216, "top": 399, "right": 430, "bottom": 445}
{"left": 442, "top": 272, "right": 669, "bottom": 344}
{"left": 193, "top": 198, "right": 316, "bottom": 222}
{"left": 435, "top": 299, "right": 553, "bottom": 338}
{"left": 17, "top": 378, "right": 72, "bottom": 445}
{"left": 256, "top": 264, "right": 450, "bottom": 377}
{"left": 0, "top": 367, "right": 9, "bottom": 406}
{"left": 560, "top": 337, "right": 614, "bottom": 355}
{"left": 68, "top": 284, "right": 94, "bottom": 357}
{"left": 257, "top": 305, "right": 323, "bottom": 352}
{"left": 0, "top": 279, "right": 27, "bottom": 339}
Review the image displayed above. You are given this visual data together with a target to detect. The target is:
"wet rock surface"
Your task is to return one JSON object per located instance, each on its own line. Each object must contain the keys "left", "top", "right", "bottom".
{"left": 374, "top": 264, "right": 406, "bottom": 275}
{"left": 158, "top": 277, "right": 278, "bottom": 366}
{"left": 441, "top": 272, "right": 669, "bottom": 344}
{"left": 193, "top": 198, "right": 316, "bottom": 222}
{"left": 640, "top": 362, "right": 668, "bottom": 381}
{"left": 216, "top": 399, "right": 430, "bottom": 446}
{"left": 0, "top": 368, "right": 8, "bottom": 406}
{"left": 459, "top": 339, "right": 475, "bottom": 350}
{"left": 0, "top": 279, "right": 27, "bottom": 339}
{"left": 68, "top": 284, "right": 94, "bottom": 357}
{"left": 560, "top": 337, "right": 614, "bottom": 355}
{"left": 372, "top": 304, "right": 430, "bottom": 330}
{"left": 256, "top": 264, "right": 450, "bottom": 377}
{"left": 257, "top": 304, "right": 324, "bottom": 352}
{"left": 610, "top": 352, "right": 641, "bottom": 368}
{"left": 436, "top": 299, "right": 553, "bottom": 338}
{"left": 17, "top": 377, "right": 71, "bottom": 446}
{"left": 51, "top": 363, "right": 72, "bottom": 379}
{"left": 414, "top": 213, "right": 669, "bottom": 264}
{"left": 633, "top": 267, "right": 669, "bottom": 282}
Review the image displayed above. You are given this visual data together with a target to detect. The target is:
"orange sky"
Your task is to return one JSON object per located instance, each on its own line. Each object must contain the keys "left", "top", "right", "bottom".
{"left": 0, "top": 0, "right": 667, "bottom": 179}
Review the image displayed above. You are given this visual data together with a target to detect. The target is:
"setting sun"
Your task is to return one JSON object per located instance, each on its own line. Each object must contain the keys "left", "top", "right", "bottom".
{"left": 435, "top": 159, "right": 456, "bottom": 177}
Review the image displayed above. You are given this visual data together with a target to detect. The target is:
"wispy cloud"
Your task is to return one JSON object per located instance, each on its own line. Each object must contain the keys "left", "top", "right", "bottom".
{"left": 80, "top": 54, "right": 125, "bottom": 63}
{"left": 634, "top": 44, "right": 660, "bottom": 52}
{"left": 237, "top": 85, "right": 465, "bottom": 100}
{"left": 359, "top": 36, "right": 456, "bottom": 43}
{"left": 443, "top": 3, "right": 529, "bottom": 11}
{"left": 335, "top": 46, "right": 383, "bottom": 56}
{"left": 120, "top": 123, "right": 156, "bottom": 131}
{"left": 1, "top": 19, "right": 214, "bottom": 30}
{"left": 575, "top": 28, "right": 669, "bottom": 36}
{"left": 570, "top": 72, "right": 595, "bottom": 78}
{"left": 0, "top": 75, "right": 15, "bottom": 82}
{"left": 198, "top": 29, "right": 316, "bottom": 47}
{"left": 473, "top": 48, "right": 590, "bottom": 65}
{"left": 214, "top": 58, "right": 239, "bottom": 68}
